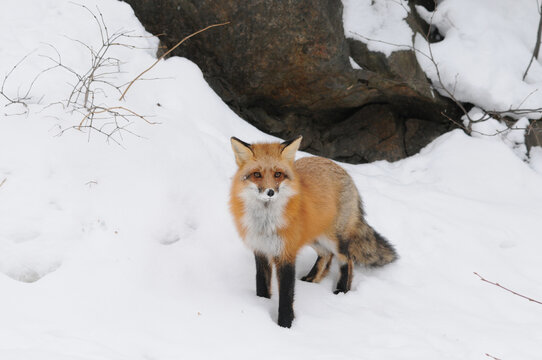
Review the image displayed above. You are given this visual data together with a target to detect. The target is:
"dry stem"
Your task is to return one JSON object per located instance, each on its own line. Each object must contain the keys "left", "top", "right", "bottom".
{"left": 485, "top": 354, "right": 502, "bottom": 360}
{"left": 474, "top": 272, "right": 542, "bottom": 305}
{"left": 77, "top": 106, "right": 158, "bottom": 129}
{"left": 119, "top": 21, "right": 230, "bottom": 100}
{"left": 523, "top": 2, "right": 542, "bottom": 80}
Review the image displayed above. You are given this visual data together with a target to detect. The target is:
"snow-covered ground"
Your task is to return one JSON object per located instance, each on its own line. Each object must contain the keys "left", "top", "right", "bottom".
{"left": 342, "top": 0, "right": 413, "bottom": 56}
{"left": 1, "top": 1, "right": 542, "bottom": 359}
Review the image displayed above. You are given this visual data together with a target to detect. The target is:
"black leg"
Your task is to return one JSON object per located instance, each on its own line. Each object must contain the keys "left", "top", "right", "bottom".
{"left": 334, "top": 259, "right": 353, "bottom": 294}
{"left": 276, "top": 261, "right": 296, "bottom": 328}
{"left": 255, "top": 253, "right": 271, "bottom": 298}
{"left": 301, "top": 255, "right": 322, "bottom": 282}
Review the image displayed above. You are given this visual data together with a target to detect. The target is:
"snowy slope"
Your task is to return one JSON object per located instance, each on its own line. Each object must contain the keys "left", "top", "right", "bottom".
{"left": 1, "top": 1, "right": 542, "bottom": 359}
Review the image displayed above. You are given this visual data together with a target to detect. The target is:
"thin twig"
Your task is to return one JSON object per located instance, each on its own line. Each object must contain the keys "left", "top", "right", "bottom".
{"left": 77, "top": 106, "right": 158, "bottom": 129}
{"left": 119, "top": 21, "right": 230, "bottom": 100}
{"left": 85, "top": 180, "right": 98, "bottom": 187}
{"left": 474, "top": 272, "right": 542, "bottom": 305}
{"left": 523, "top": 2, "right": 542, "bottom": 80}
{"left": 485, "top": 354, "right": 502, "bottom": 360}
{"left": 0, "top": 51, "right": 42, "bottom": 109}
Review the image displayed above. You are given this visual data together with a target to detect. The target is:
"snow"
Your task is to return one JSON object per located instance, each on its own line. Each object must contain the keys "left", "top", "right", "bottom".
{"left": 462, "top": 107, "right": 531, "bottom": 160}
{"left": 1, "top": 1, "right": 542, "bottom": 359}
{"left": 342, "top": 0, "right": 413, "bottom": 56}
{"left": 349, "top": 56, "right": 363, "bottom": 70}
{"left": 415, "top": 0, "right": 542, "bottom": 117}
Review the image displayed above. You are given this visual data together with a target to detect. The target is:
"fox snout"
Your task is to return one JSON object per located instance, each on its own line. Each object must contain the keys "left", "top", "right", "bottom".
{"left": 259, "top": 187, "right": 277, "bottom": 202}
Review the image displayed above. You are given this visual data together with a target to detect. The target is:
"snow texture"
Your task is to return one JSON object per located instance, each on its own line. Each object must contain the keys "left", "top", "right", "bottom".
{"left": 462, "top": 107, "right": 531, "bottom": 161}
{"left": 342, "top": 0, "right": 413, "bottom": 56}
{"left": 1, "top": 1, "right": 542, "bottom": 359}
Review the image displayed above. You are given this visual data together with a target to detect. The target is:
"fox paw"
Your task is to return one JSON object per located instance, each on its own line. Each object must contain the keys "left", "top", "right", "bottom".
{"left": 256, "top": 291, "right": 271, "bottom": 299}
{"left": 278, "top": 313, "right": 294, "bottom": 328}
{"left": 300, "top": 275, "right": 315, "bottom": 282}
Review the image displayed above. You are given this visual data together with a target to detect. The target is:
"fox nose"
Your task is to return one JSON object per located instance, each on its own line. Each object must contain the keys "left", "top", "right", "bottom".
{"left": 266, "top": 189, "right": 275, "bottom": 197}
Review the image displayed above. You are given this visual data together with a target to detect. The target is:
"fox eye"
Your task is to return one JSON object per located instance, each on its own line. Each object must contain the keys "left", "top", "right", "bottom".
{"left": 274, "top": 172, "right": 282, "bottom": 178}
{"left": 253, "top": 172, "right": 262, "bottom": 178}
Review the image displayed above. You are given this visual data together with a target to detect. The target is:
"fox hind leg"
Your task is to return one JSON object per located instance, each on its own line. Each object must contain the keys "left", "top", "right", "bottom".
{"left": 301, "top": 252, "right": 333, "bottom": 283}
{"left": 334, "top": 235, "right": 354, "bottom": 294}
{"left": 334, "top": 257, "right": 354, "bottom": 294}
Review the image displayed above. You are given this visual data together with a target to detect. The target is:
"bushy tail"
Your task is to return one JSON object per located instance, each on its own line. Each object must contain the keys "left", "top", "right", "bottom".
{"left": 350, "top": 224, "right": 398, "bottom": 267}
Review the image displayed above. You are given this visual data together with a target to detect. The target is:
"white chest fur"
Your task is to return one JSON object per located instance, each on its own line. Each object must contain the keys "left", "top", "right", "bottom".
{"left": 238, "top": 183, "right": 295, "bottom": 257}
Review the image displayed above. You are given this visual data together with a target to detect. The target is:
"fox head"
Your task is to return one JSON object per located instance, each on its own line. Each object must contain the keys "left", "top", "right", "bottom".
{"left": 230, "top": 136, "right": 302, "bottom": 204}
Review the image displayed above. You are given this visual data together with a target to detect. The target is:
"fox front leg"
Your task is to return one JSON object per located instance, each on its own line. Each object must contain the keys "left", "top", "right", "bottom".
{"left": 254, "top": 253, "right": 272, "bottom": 298}
{"left": 276, "top": 260, "right": 296, "bottom": 328}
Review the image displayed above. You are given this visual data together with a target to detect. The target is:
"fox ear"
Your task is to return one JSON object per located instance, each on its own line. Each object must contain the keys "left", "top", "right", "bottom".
{"left": 231, "top": 137, "right": 254, "bottom": 167}
{"left": 280, "top": 135, "right": 302, "bottom": 163}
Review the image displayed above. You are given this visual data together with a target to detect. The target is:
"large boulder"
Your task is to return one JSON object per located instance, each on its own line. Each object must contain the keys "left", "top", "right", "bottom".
{"left": 124, "top": 0, "right": 461, "bottom": 162}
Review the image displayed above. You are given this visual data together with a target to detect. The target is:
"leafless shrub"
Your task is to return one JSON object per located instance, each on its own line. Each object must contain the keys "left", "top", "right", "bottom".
{"left": 40, "top": 3, "right": 158, "bottom": 144}
{"left": 3, "top": 4, "right": 230, "bottom": 144}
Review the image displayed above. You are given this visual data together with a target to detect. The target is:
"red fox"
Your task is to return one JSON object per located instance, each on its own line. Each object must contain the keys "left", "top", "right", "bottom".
{"left": 229, "top": 136, "right": 397, "bottom": 328}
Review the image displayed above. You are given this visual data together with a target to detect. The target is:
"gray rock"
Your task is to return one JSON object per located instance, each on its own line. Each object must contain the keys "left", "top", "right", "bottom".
{"left": 124, "top": 0, "right": 461, "bottom": 163}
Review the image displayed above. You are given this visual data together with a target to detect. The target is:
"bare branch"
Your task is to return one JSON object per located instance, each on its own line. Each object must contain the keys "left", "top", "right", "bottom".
{"left": 119, "top": 21, "right": 231, "bottom": 100}
{"left": 485, "top": 354, "right": 502, "bottom": 360}
{"left": 0, "top": 49, "right": 61, "bottom": 112}
{"left": 523, "top": 2, "right": 542, "bottom": 80}
{"left": 77, "top": 105, "right": 158, "bottom": 130}
{"left": 1, "top": 51, "right": 36, "bottom": 94}
{"left": 474, "top": 272, "right": 542, "bottom": 305}
{"left": 0, "top": 52, "right": 35, "bottom": 107}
